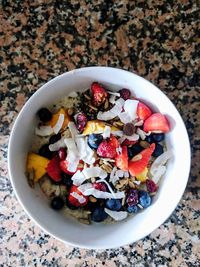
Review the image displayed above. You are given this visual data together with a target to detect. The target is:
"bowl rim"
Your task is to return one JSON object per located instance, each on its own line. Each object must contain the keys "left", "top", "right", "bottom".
{"left": 8, "top": 66, "right": 191, "bottom": 249}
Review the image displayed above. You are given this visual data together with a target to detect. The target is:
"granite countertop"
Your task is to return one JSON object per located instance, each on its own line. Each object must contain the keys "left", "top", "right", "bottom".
{"left": 0, "top": 1, "right": 199, "bottom": 266}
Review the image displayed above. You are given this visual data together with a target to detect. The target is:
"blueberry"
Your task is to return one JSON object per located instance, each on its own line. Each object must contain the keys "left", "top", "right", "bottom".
{"left": 51, "top": 196, "right": 64, "bottom": 210}
{"left": 152, "top": 143, "right": 164, "bottom": 157}
{"left": 152, "top": 133, "right": 165, "bottom": 142}
{"left": 37, "top": 108, "right": 52, "bottom": 122}
{"left": 91, "top": 207, "right": 108, "bottom": 222}
{"left": 105, "top": 199, "right": 122, "bottom": 211}
{"left": 49, "top": 133, "right": 61, "bottom": 144}
{"left": 138, "top": 191, "right": 151, "bottom": 208}
{"left": 145, "top": 135, "right": 154, "bottom": 143}
{"left": 87, "top": 134, "right": 103, "bottom": 150}
{"left": 127, "top": 205, "right": 138, "bottom": 213}
{"left": 61, "top": 173, "right": 73, "bottom": 188}
{"left": 127, "top": 144, "right": 143, "bottom": 159}
{"left": 39, "top": 144, "right": 53, "bottom": 159}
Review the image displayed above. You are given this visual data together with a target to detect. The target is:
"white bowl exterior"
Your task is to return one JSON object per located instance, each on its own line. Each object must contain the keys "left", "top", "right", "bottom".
{"left": 8, "top": 67, "right": 191, "bottom": 249}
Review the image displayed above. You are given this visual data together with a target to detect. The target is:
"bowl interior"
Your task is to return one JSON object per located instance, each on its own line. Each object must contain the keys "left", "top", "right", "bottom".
{"left": 8, "top": 67, "right": 190, "bottom": 249}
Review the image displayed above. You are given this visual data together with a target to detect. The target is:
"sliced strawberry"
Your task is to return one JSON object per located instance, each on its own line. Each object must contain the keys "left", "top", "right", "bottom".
{"left": 93, "top": 182, "right": 107, "bottom": 192}
{"left": 97, "top": 135, "right": 119, "bottom": 158}
{"left": 137, "top": 102, "right": 152, "bottom": 121}
{"left": 91, "top": 82, "right": 108, "bottom": 106}
{"left": 60, "top": 160, "right": 84, "bottom": 175}
{"left": 122, "top": 139, "right": 137, "bottom": 146}
{"left": 46, "top": 155, "right": 62, "bottom": 182}
{"left": 143, "top": 113, "right": 170, "bottom": 133}
{"left": 128, "top": 143, "right": 155, "bottom": 176}
{"left": 115, "top": 146, "right": 128, "bottom": 171}
{"left": 68, "top": 185, "right": 88, "bottom": 207}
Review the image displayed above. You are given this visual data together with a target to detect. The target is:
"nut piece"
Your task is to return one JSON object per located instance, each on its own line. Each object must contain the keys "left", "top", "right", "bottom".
{"left": 89, "top": 196, "right": 97, "bottom": 203}
{"left": 123, "top": 123, "right": 136, "bottom": 136}
{"left": 140, "top": 141, "right": 150, "bottom": 148}
{"left": 115, "top": 178, "right": 128, "bottom": 190}
{"left": 128, "top": 179, "right": 136, "bottom": 189}
{"left": 104, "top": 99, "right": 109, "bottom": 109}
{"left": 78, "top": 218, "right": 91, "bottom": 225}
{"left": 100, "top": 163, "right": 113, "bottom": 173}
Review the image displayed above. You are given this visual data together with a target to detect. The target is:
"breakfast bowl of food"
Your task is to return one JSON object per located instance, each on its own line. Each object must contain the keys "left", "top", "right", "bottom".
{"left": 8, "top": 67, "right": 190, "bottom": 249}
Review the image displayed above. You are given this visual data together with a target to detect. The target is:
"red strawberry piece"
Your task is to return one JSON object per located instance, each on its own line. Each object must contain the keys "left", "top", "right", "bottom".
{"left": 128, "top": 143, "right": 155, "bottom": 176}
{"left": 58, "top": 148, "right": 67, "bottom": 161}
{"left": 60, "top": 160, "right": 84, "bottom": 175}
{"left": 93, "top": 182, "right": 107, "bottom": 192}
{"left": 146, "top": 179, "right": 157, "bottom": 193}
{"left": 115, "top": 146, "right": 128, "bottom": 171}
{"left": 97, "top": 135, "right": 119, "bottom": 158}
{"left": 137, "top": 102, "right": 152, "bottom": 121}
{"left": 68, "top": 185, "right": 88, "bottom": 207}
{"left": 46, "top": 155, "right": 62, "bottom": 182}
{"left": 143, "top": 113, "right": 170, "bottom": 133}
{"left": 76, "top": 113, "right": 87, "bottom": 132}
{"left": 119, "top": 88, "right": 131, "bottom": 100}
{"left": 122, "top": 139, "right": 137, "bottom": 146}
{"left": 91, "top": 82, "right": 108, "bottom": 106}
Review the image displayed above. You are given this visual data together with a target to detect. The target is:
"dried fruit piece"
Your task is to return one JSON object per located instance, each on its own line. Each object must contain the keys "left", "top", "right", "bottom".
{"left": 115, "top": 146, "right": 128, "bottom": 171}
{"left": 93, "top": 182, "right": 107, "bottom": 192}
{"left": 126, "top": 189, "right": 139, "bottom": 206}
{"left": 26, "top": 153, "right": 50, "bottom": 182}
{"left": 91, "top": 82, "right": 108, "bottom": 106}
{"left": 146, "top": 179, "right": 158, "bottom": 193}
{"left": 123, "top": 123, "right": 135, "bottom": 136}
{"left": 128, "top": 143, "right": 155, "bottom": 176}
{"left": 143, "top": 113, "right": 170, "bottom": 133}
{"left": 76, "top": 113, "right": 87, "bottom": 132}
{"left": 119, "top": 88, "right": 131, "bottom": 100}
{"left": 137, "top": 102, "right": 152, "bottom": 121}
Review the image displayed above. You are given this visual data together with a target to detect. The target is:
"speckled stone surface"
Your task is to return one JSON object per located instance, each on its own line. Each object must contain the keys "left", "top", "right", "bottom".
{"left": 0, "top": 0, "right": 200, "bottom": 266}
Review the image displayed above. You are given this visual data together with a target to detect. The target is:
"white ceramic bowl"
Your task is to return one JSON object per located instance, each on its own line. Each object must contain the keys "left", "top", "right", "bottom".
{"left": 8, "top": 67, "right": 191, "bottom": 249}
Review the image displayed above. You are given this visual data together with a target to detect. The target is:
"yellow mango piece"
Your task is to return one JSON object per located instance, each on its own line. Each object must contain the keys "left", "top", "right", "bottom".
{"left": 48, "top": 108, "right": 71, "bottom": 130}
{"left": 82, "top": 120, "right": 119, "bottom": 135}
{"left": 26, "top": 153, "right": 50, "bottom": 182}
{"left": 135, "top": 167, "right": 148, "bottom": 182}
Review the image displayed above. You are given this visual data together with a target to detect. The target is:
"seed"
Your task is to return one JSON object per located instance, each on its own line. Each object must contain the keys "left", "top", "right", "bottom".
{"left": 128, "top": 180, "right": 136, "bottom": 189}
{"left": 123, "top": 123, "right": 136, "bottom": 136}
{"left": 131, "top": 154, "right": 142, "bottom": 161}
{"left": 67, "top": 108, "right": 75, "bottom": 116}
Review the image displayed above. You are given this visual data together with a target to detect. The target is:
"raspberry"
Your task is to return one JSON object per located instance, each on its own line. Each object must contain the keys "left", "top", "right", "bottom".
{"left": 119, "top": 88, "right": 131, "bottom": 100}
{"left": 146, "top": 179, "right": 157, "bottom": 193}
{"left": 76, "top": 113, "right": 87, "bottom": 132}
{"left": 126, "top": 189, "right": 139, "bottom": 206}
{"left": 93, "top": 182, "right": 107, "bottom": 192}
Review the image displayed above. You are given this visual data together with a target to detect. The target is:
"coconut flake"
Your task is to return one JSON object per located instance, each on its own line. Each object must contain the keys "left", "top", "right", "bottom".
{"left": 102, "top": 126, "right": 111, "bottom": 139}
{"left": 97, "top": 98, "right": 125, "bottom": 121}
{"left": 136, "top": 128, "right": 151, "bottom": 140}
{"left": 68, "top": 121, "right": 79, "bottom": 138}
{"left": 107, "top": 90, "right": 120, "bottom": 97}
{"left": 119, "top": 99, "right": 139, "bottom": 123}
{"left": 151, "top": 166, "right": 167, "bottom": 184}
{"left": 49, "top": 138, "right": 65, "bottom": 151}
{"left": 68, "top": 91, "right": 78, "bottom": 97}
{"left": 109, "top": 167, "right": 121, "bottom": 185}
{"left": 111, "top": 130, "right": 123, "bottom": 137}
{"left": 81, "top": 138, "right": 95, "bottom": 164}
{"left": 104, "top": 208, "right": 128, "bottom": 221}
{"left": 35, "top": 125, "right": 53, "bottom": 136}
{"left": 82, "top": 167, "right": 107, "bottom": 179}
{"left": 75, "top": 137, "right": 87, "bottom": 159}
{"left": 53, "top": 113, "right": 64, "bottom": 134}
{"left": 96, "top": 179, "right": 120, "bottom": 199}
{"left": 134, "top": 120, "right": 144, "bottom": 126}
{"left": 109, "top": 94, "right": 116, "bottom": 104}
{"left": 71, "top": 170, "right": 86, "bottom": 186}
{"left": 118, "top": 134, "right": 139, "bottom": 144}
{"left": 70, "top": 191, "right": 86, "bottom": 204}
{"left": 124, "top": 171, "right": 129, "bottom": 178}
{"left": 64, "top": 138, "right": 80, "bottom": 172}
{"left": 116, "top": 170, "right": 125, "bottom": 178}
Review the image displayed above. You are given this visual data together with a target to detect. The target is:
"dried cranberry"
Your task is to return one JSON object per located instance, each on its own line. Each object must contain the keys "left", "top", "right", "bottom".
{"left": 93, "top": 182, "right": 107, "bottom": 192}
{"left": 76, "top": 113, "right": 87, "bottom": 132}
{"left": 123, "top": 123, "right": 136, "bottom": 136}
{"left": 146, "top": 179, "right": 157, "bottom": 193}
{"left": 126, "top": 189, "right": 139, "bottom": 206}
{"left": 58, "top": 148, "right": 67, "bottom": 160}
{"left": 119, "top": 88, "right": 131, "bottom": 100}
